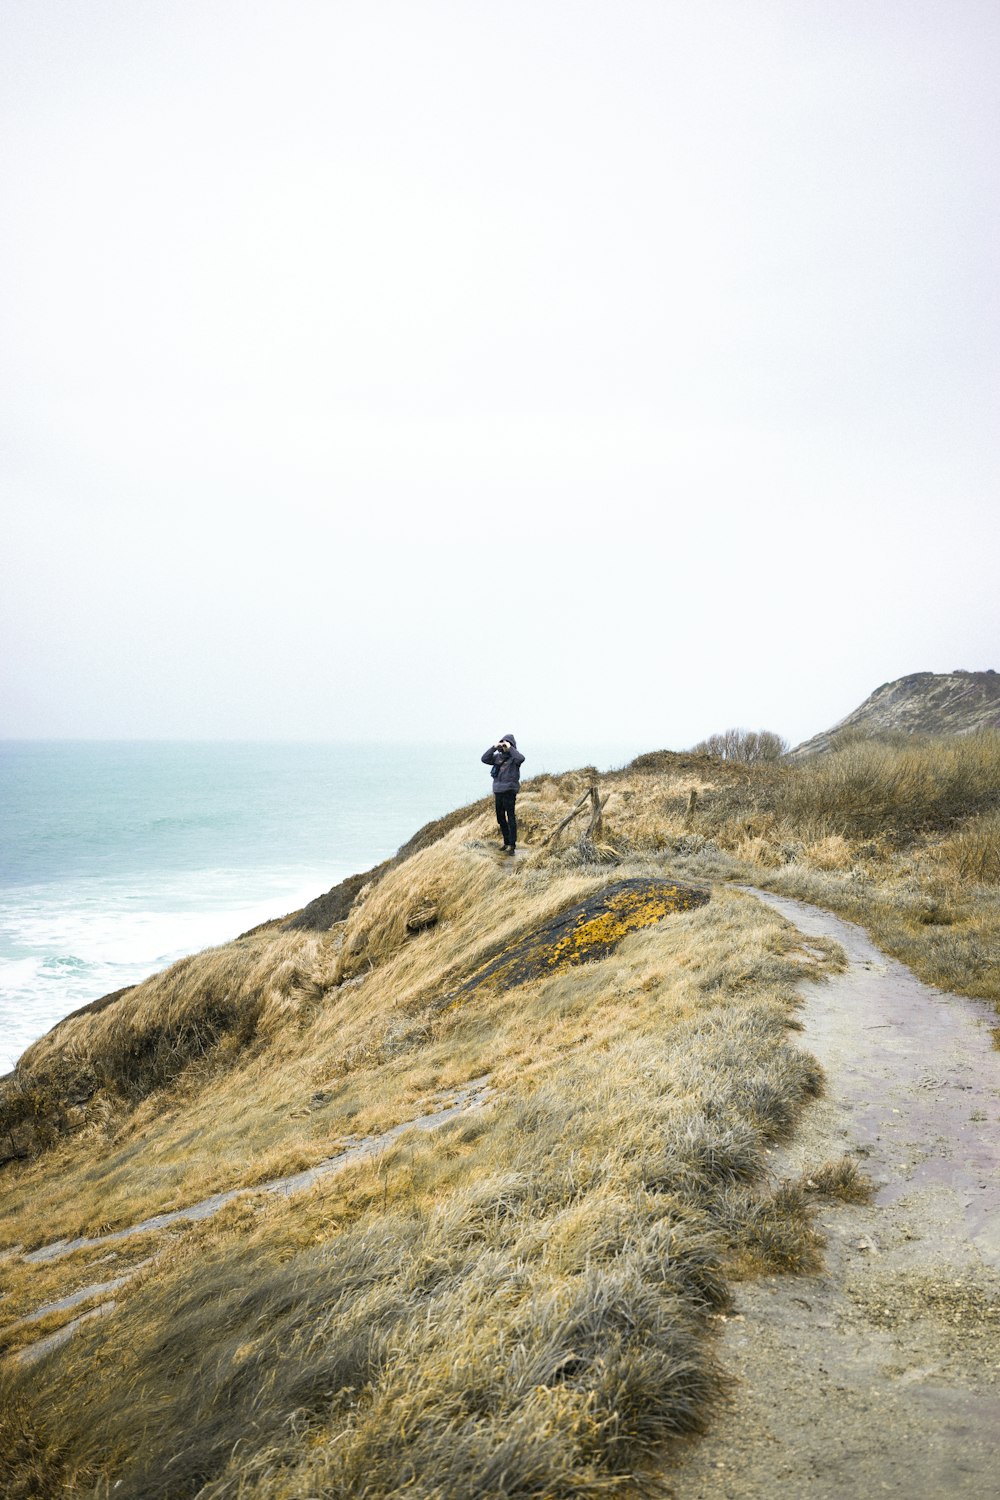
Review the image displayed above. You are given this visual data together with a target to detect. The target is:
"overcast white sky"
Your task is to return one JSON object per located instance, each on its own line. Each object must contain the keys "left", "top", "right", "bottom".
{"left": 1, "top": 0, "right": 997, "bottom": 752}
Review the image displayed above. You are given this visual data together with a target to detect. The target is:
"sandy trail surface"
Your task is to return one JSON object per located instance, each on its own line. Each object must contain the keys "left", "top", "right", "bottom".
{"left": 668, "top": 888, "right": 1000, "bottom": 1499}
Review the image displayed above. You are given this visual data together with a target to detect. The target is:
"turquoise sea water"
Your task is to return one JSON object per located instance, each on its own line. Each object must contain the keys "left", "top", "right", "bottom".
{"left": 0, "top": 738, "right": 639, "bottom": 1071}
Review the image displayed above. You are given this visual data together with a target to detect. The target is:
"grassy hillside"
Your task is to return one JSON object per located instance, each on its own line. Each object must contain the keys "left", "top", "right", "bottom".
{"left": 789, "top": 669, "right": 1000, "bottom": 758}
{"left": 1, "top": 735, "right": 998, "bottom": 1497}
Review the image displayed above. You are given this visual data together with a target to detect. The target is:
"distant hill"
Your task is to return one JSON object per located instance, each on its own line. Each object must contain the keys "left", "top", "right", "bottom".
{"left": 789, "top": 670, "right": 1000, "bottom": 759}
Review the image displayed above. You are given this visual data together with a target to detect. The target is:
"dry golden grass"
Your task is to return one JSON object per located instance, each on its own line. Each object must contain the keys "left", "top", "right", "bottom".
{"left": 781, "top": 730, "right": 1000, "bottom": 838}
{"left": 799, "top": 834, "right": 854, "bottom": 871}
{"left": 605, "top": 733, "right": 1000, "bottom": 1006}
{"left": 0, "top": 830, "right": 615, "bottom": 1248}
{"left": 1, "top": 730, "right": 995, "bottom": 1495}
{"left": 0, "top": 865, "right": 832, "bottom": 1497}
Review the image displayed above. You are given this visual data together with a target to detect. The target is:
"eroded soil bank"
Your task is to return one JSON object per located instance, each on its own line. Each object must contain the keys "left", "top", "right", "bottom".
{"left": 668, "top": 889, "right": 1000, "bottom": 1499}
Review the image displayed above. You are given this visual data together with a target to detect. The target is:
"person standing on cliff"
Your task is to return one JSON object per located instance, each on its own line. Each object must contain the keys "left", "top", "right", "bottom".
{"left": 481, "top": 734, "right": 525, "bottom": 855}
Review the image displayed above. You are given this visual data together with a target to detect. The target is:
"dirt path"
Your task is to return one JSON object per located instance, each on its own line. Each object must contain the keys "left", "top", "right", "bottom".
{"left": 667, "top": 888, "right": 1000, "bottom": 1499}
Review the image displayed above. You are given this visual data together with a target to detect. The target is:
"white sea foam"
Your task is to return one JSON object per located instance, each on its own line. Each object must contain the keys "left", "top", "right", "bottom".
{"left": 0, "top": 957, "right": 44, "bottom": 988}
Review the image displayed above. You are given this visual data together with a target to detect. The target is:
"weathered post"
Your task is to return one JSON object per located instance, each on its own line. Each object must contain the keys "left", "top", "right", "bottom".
{"left": 685, "top": 787, "right": 698, "bottom": 827}
{"left": 586, "top": 785, "right": 606, "bottom": 839}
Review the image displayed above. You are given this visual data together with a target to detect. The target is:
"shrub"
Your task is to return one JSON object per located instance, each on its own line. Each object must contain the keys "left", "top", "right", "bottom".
{"left": 691, "top": 729, "right": 789, "bottom": 764}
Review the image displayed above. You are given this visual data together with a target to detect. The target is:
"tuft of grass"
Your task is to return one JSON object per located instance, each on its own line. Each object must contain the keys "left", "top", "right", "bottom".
{"left": 801, "top": 1155, "right": 875, "bottom": 1204}
{"left": 713, "top": 1180, "right": 823, "bottom": 1277}
{"left": 799, "top": 834, "right": 854, "bottom": 871}
{"left": 934, "top": 809, "right": 1000, "bottom": 885}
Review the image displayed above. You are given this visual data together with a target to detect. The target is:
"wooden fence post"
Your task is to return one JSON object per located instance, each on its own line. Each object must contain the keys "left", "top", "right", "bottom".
{"left": 685, "top": 788, "right": 698, "bottom": 827}
{"left": 586, "top": 784, "right": 606, "bottom": 839}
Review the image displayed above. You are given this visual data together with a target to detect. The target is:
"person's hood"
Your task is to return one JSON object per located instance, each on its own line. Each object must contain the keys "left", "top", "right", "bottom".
{"left": 502, "top": 734, "right": 517, "bottom": 749}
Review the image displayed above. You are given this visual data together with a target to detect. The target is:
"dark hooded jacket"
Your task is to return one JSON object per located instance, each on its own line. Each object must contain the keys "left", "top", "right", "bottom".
{"left": 481, "top": 733, "right": 525, "bottom": 795}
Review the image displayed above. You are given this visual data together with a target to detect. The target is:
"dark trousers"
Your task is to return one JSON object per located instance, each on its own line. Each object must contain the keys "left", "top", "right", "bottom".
{"left": 494, "top": 790, "right": 517, "bottom": 847}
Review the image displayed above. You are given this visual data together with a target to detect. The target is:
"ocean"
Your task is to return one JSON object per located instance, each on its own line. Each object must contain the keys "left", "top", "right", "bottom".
{"left": 0, "top": 738, "right": 638, "bottom": 1072}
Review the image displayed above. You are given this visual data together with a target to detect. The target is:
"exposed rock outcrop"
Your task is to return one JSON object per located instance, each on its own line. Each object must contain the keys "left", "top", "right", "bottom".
{"left": 448, "top": 877, "right": 709, "bottom": 1001}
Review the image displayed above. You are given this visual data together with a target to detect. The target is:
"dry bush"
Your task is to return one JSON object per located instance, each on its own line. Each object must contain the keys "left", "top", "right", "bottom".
{"left": 691, "top": 728, "right": 789, "bottom": 764}
{"left": 669, "top": 731, "right": 999, "bottom": 872}
{"left": 732, "top": 833, "right": 784, "bottom": 868}
{"left": 615, "top": 782, "right": 712, "bottom": 852}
